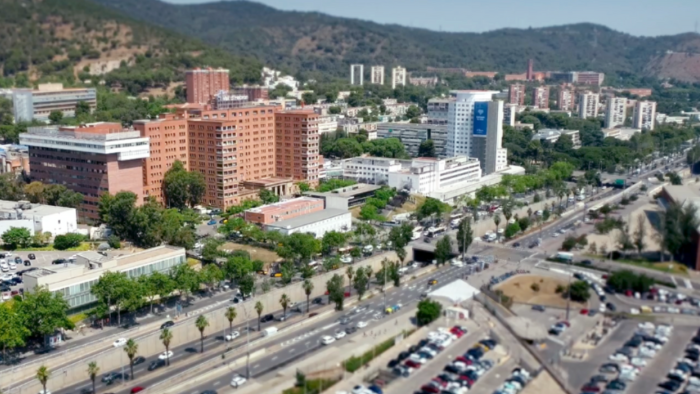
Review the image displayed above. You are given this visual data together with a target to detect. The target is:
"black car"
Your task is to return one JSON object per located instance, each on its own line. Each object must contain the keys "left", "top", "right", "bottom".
{"left": 133, "top": 356, "right": 146, "bottom": 365}
{"left": 28, "top": 253, "right": 35, "bottom": 260}
{"left": 531, "top": 305, "right": 546, "bottom": 312}
{"left": 387, "top": 359, "right": 400, "bottom": 368}
{"left": 0, "top": 284, "right": 10, "bottom": 292}
{"left": 51, "top": 259, "right": 66, "bottom": 265}
{"left": 160, "top": 321, "right": 175, "bottom": 330}
{"left": 605, "top": 302, "right": 616, "bottom": 311}
{"left": 200, "top": 391, "right": 218, "bottom": 394}
{"left": 148, "top": 359, "right": 165, "bottom": 371}
{"left": 312, "top": 297, "right": 324, "bottom": 304}
{"left": 345, "top": 326, "right": 358, "bottom": 335}
{"left": 397, "top": 351, "right": 410, "bottom": 361}
{"left": 581, "top": 259, "right": 593, "bottom": 265}
{"left": 590, "top": 375, "right": 608, "bottom": 383}
{"left": 14, "top": 257, "right": 21, "bottom": 264}
{"left": 392, "top": 366, "right": 410, "bottom": 377}
{"left": 101, "top": 372, "right": 128, "bottom": 383}
{"left": 417, "top": 351, "right": 434, "bottom": 360}
{"left": 437, "top": 373, "right": 458, "bottom": 383}
{"left": 10, "top": 276, "right": 22, "bottom": 285}
{"left": 23, "top": 260, "right": 30, "bottom": 266}
{"left": 513, "top": 242, "right": 521, "bottom": 248}
{"left": 444, "top": 365, "right": 462, "bottom": 375}
{"left": 599, "top": 295, "right": 606, "bottom": 302}
{"left": 606, "top": 380, "right": 626, "bottom": 390}
{"left": 659, "top": 381, "right": 681, "bottom": 391}
{"left": 261, "top": 314, "right": 274, "bottom": 323}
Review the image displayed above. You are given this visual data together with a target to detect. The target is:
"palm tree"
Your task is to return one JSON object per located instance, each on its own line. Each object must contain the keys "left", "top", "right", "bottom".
{"left": 345, "top": 266, "right": 354, "bottom": 294}
{"left": 36, "top": 365, "right": 50, "bottom": 394}
{"left": 255, "top": 301, "right": 264, "bottom": 331}
{"left": 124, "top": 339, "right": 138, "bottom": 380}
{"left": 87, "top": 361, "right": 99, "bottom": 393}
{"left": 160, "top": 328, "right": 173, "bottom": 366}
{"left": 493, "top": 213, "right": 501, "bottom": 234}
{"left": 195, "top": 315, "right": 209, "bottom": 353}
{"left": 225, "top": 307, "right": 237, "bottom": 336}
{"left": 279, "top": 294, "right": 290, "bottom": 320}
{"left": 302, "top": 280, "right": 314, "bottom": 314}
{"left": 527, "top": 207, "right": 533, "bottom": 219}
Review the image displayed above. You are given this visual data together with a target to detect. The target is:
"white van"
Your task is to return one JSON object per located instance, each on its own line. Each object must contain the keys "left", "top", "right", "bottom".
{"left": 486, "top": 233, "right": 497, "bottom": 242}
{"left": 262, "top": 326, "right": 278, "bottom": 337}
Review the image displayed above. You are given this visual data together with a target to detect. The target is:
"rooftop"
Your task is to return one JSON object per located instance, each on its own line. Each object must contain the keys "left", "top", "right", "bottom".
{"left": 0, "top": 200, "right": 76, "bottom": 217}
{"left": 266, "top": 208, "right": 349, "bottom": 230}
{"left": 246, "top": 197, "right": 322, "bottom": 215}
{"left": 306, "top": 183, "right": 381, "bottom": 198}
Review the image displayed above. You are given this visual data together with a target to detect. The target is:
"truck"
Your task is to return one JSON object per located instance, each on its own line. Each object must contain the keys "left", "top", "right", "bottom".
{"left": 262, "top": 326, "right": 278, "bottom": 337}
{"left": 555, "top": 252, "right": 574, "bottom": 262}
{"left": 614, "top": 179, "right": 625, "bottom": 188}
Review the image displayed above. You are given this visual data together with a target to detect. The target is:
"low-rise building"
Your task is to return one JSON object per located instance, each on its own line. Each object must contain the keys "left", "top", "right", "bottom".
{"left": 244, "top": 197, "right": 324, "bottom": 225}
{"left": 531, "top": 129, "right": 581, "bottom": 148}
{"left": 305, "top": 183, "right": 382, "bottom": 210}
{"left": 0, "top": 145, "right": 29, "bottom": 175}
{"left": 0, "top": 200, "right": 78, "bottom": 237}
{"left": 388, "top": 156, "right": 482, "bottom": 195}
{"left": 602, "top": 127, "right": 641, "bottom": 141}
{"left": 265, "top": 208, "right": 352, "bottom": 238}
{"left": 24, "top": 246, "right": 186, "bottom": 311}
{"left": 10, "top": 83, "right": 97, "bottom": 122}
{"left": 376, "top": 123, "right": 448, "bottom": 157}
{"left": 342, "top": 157, "right": 406, "bottom": 184}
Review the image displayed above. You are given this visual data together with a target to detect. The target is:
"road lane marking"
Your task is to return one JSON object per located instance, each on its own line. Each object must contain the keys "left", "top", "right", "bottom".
{"left": 289, "top": 348, "right": 295, "bottom": 353}
{"left": 214, "top": 381, "right": 221, "bottom": 386}
{"left": 253, "top": 364, "right": 260, "bottom": 369}
{"left": 272, "top": 356, "right": 278, "bottom": 361}
{"left": 685, "top": 279, "right": 692, "bottom": 289}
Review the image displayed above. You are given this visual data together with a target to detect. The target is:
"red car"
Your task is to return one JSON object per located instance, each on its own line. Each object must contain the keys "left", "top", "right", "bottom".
{"left": 449, "top": 327, "right": 464, "bottom": 338}
{"left": 455, "top": 356, "right": 473, "bottom": 365}
{"left": 131, "top": 388, "right": 144, "bottom": 394}
{"left": 404, "top": 360, "right": 421, "bottom": 369}
{"left": 431, "top": 378, "right": 448, "bottom": 388}
{"left": 581, "top": 385, "right": 600, "bottom": 392}
{"left": 580, "top": 309, "right": 589, "bottom": 315}
{"left": 558, "top": 320, "right": 571, "bottom": 327}
{"left": 458, "top": 375, "right": 475, "bottom": 387}
{"left": 420, "top": 383, "right": 441, "bottom": 393}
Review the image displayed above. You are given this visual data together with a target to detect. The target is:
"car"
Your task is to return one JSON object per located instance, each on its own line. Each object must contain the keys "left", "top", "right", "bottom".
{"left": 590, "top": 375, "right": 608, "bottom": 383}
{"left": 397, "top": 351, "right": 410, "bottom": 361}
{"left": 335, "top": 330, "right": 347, "bottom": 339}
{"left": 392, "top": 365, "right": 411, "bottom": 377}
{"left": 409, "top": 353, "right": 428, "bottom": 364}
{"left": 581, "top": 259, "right": 593, "bottom": 265}
{"left": 404, "top": 360, "right": 421, "bottom": 369}
{"left": 345, "top": 326, "right": 358, "bottom": 335}
{"left": 160, "top": 321, "right": 174, "bottom": 330}
{"left": 113, "top": 338, "right": 127, "bottom": 347}
{"left": 225, "top": 331, "right": 240, "bottom": 341}
{"left": 606, "top": 380, "right": 626, "bottom": 391}
{"left": 321, "top": 335, "right": 336, "bottom": 345}
{"left": 102, "top": 372, "right": 129, "bottom": 383}
{"left": 130, "top": 388, "right": 144, "bottom": 394}
{"left": 158, "top": 350, "right": 174, "bottom": 360}
{"left": 23, "top": 260, "right": 31, "bottom": 266}
{"left": 357, "top": 321, "right": 368, "bottom": 328}
{"left": 312, "top": 297, "right": 324, "bottom": 305}
{"left": 51, "top": 259, "right": 66, "bottom": 265}
{"left": 513, "top": 242, "right": 521, "bottom": 248}
{"left": 581, "top": 385, "right": 601, "bottom": 393}
{"left": 609, "top": 353, "right": 629, "bottom": 362}
{"left": 230, "top": 374, "right": 247, "bottom": 387}
{"left": 659, "top": 381, "right": 681, "bottom": 391}
{"left": 367, "top": 384, "right": 383, "bottom": 394}
{"left": 340, "top": 255, "right": 353, "bottom": 264}
{"left": 148, "top": 359, "right": 165, "bottom": 371}
{"left": 606, "top": 302, "right": 616, "bottom": 312}
{"left": 420, "top": 383, "right": 441, "bottom": 394}
{"left": 132, "top": 356, "right": 146, "bottom": 365}
{"left": 532, "top": 305, "right": 546, "bottom": 312}
{"left": 28, "top": 253, "right": 36, "bottom": 260}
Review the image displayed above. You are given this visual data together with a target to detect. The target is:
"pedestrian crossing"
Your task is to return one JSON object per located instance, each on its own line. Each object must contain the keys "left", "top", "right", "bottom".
{"left": 280, "top": 328, "right": 320, "bottom": 347}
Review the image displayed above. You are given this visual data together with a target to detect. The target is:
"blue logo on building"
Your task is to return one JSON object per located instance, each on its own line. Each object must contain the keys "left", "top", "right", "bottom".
{"left": 473, "top": 102, "right": 488, "bottom": 137}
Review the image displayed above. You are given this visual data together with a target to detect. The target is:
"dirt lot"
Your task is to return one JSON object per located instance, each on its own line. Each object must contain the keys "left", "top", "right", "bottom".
{"left": 221, "top": 242, "right": 281, "bottom": 267}
{"left": 494, "top": 275, "right": 586, "bottom": 308}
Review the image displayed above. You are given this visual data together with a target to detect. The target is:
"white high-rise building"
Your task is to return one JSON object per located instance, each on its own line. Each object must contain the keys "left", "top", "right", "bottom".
{"left": 446, "top": 91, "right": 507, "bottom": 175}
{"left": 605, "top": 97, "right": 627, "bottom": 129}
{"left": 391, "top": 67, "right": 407, "bottom": 89}
{"left": 350, "top": 64, "right": 364, "bottom": 86}
{"left": 371, "top": 66, "right": 385, "bottom": 85}
{"left": 578, "top": 92, "right": 599, "bottom": 119}
{"left": 632, "top": 100, "right": 657, "bottom": 130}
{"left": 558, "top": 84, "right": 575, "bottom": 111}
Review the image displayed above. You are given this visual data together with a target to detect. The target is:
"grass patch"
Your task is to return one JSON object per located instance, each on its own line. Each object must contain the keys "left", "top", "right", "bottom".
{"left": 69, "top": 312, "right": 88, "bottom": 325}
{"left": 282, "top": 377, "right": 340, "bottom": 394}
{"left": 610, "top": 258, "right": 687, "bottom": 276}
{"left": 342, "top": 328, "right": 416, "bottom": 372}
{"left": 187, "top": 257, "right": 201, "bottom": 267}
{"left": 3, "top": 242, "right": 92, "bottom": 252}
{"left": 388, "top": 194, "right": 426, "bottom": 218}
{"left": 220, "top": 242, "right": 282, "bottom": 266}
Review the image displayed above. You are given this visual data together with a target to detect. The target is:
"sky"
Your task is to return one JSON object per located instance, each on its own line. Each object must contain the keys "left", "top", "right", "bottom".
{"left": 162, "top": 0, "right": 700, "bottom": 37}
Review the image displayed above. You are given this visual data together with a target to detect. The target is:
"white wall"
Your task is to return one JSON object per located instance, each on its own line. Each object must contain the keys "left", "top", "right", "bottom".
{"left": 34, "top": 209, "right": 78, "bottom": 236}
{"left": 0, "top": 220, "right": 35, "bottom": 237}
{"left": 268, "top": 212, "right": 352, "bottom": 238}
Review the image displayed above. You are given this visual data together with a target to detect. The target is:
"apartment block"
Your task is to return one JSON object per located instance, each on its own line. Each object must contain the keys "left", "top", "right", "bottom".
{"left": 427, "top": 98, "right": 451, "bottom": 125}
{"left": 232, "top": 85, "right": 269, "bottom": 101}
{"left": 350, "top": 64, "right": 364, "bottom": 86}
{"left": 605, "top": 97, "right": 627, "bottom": 129}
{"left": 392, "top": 67, "right": 407, "bottom": 89}
{"left": 20, "top": 122, "right": 149, "bottom": 221}
{"left": 376, "top": 123, "right": 448, "bottom": 157}
{"left": 275, "top": 109, "right": 322, "bottom": 187}
{"left": 532, "top": 86, "right": 550, "bottom": 109}
{"left": 503, "top": 104, "right": 518, "bottom": 127}
{"left": 11, "top": 83, "right": 96, "bottom": 122}
{"left": 185, "top": 68, "right": 230, "bottom": 104}
{"left": 633, "top": 100, "right": 657, "bottom": 130}
{"left": 578, "top": 92, "right": 600, "bottom": 119}
{"left": 558, "top": 84, "right": 575, "bottom": 111}
{"left": 133, "top": 113, "right": 189, "bottom": 204}
{"left": 508, "top": 84, "right": 525, "bottom": 106}
{"left": 576, "top": 72, "right": 605, "bottom": 86}
{"left": 371, "top": 66, "right": 385, "bottom": 85}
{"left": 244, "top": 196, "right": 324, "bottom": 225}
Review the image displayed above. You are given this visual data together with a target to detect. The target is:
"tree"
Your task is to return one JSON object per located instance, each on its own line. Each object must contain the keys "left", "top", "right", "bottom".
{"left": 195, "top": 315, "right": 209, "bottom": 353}
{"left": 172, "top": 263, "right": 200, "bottom": 303}
{"left": 91, "top": 271, "right": 131, "bottom": 326}
{"left": 255, "top": 301, "right": 264, "bottom": 331}
{"left": 36, "top": 365, "right": 50, "bottom": 394}
{"left": 406, "top": 105, "right": 421, "bottom": 119}
{"left": 76, "top": 100, "right": 91, "bottom": 118}
{"left": 53, "top": 233, "right": 84, "bottom": 250}
{"left": 493, "top": 213, "right": 501, "bottom": 234}
{"left": 504, "top": 222, "right": 521, "bottom": 239}
{"left": 606, "top": 270, "right": 655, "bottom": 293}
{"left": 201, "top": 238, "right": 223, "bottom": 262}
{"left": 124, "top": 339, "right": 138, "bottom": 380}
{"left": 617, "top": 225, "right": 635, "bottom": 256}
{"left": 297, "top": 182, "right": 311, "bottom": 193}
{"left": 48, "top": 110, "right": 63, "bottom": 124}
{"left": 435, "top": 235, "right": 452, "bottom": 266}
{"left": 17, "top": 286, "right": 73, "bottom": 338}
{"left": 1, "top": 227, "right": 31, "bottom": 249}
{"left": 200, "top": 264, "right": 224, "bottom": 294}
{"left": 567, "top": 281, "right": 590, "bottom": 302}
{"left": 302, "top": 280, "right": 314, "bottom": 314}
{"left": 276, "top": 233, "right": 321, "bottom": 263}
{"left": 259, "top": 189, "right": 280, "bottom": 204}
{"left": 87, "top": 361, "right": 99, "bottom": 393}
{"left": 345, "top": 266, "right": 354, "bottom": 295}
{"left": 518, "top": 217, "right": 530, "bottom": 232}
{"left": 278, "top": 293, "right": 291, "bottom": 320}
{"left": 416, "top": 299, "right": 442, "bottom": 326}
{"left": 326, "top": 274, "right": 345, "bottom": 311}
{"left": 224, "top": 307, "right": 238, "bottom": 338}
{"left": 160, "top": 328, "right": 173, "bottom": 366}
{"left": 0, "top": 303, "right": 29, "bottom": 361}
{"left": 389, "top": 224, "right": 413, "bottom": 264}
{"left": 163, "top": 161, "right": 206, "bottom": 209}
{"left": 417, "top": 198, "right": 451, "bottom": 220}
{"left": 633, "top": 215, "right": 646, "bottom": 257}
{"left": 418, "top": 140, "right": 436, "bottom": 157}
{"left": 321, "top": 231, "right": 347, "bottom": 255}
{"left": 353, "top": 267, "right": 369, "bottom": 300}
{"left": 107, "top": 235, "right": 121, "bottom": 249}
{"left": 457, "top": 218, "right": 473, "bottom": 255}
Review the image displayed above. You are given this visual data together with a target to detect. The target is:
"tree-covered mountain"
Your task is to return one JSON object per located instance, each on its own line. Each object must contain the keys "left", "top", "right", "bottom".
{"left": 0, "top": 0, "right": 261, "bottom": 92}
{"left": 94, "top": 0, "right": 700, "bottom": 81}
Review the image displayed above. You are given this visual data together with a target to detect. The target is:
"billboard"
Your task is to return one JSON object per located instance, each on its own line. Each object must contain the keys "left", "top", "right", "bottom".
{"left": 473, "top": 102, "right": 489, "bottom": 137}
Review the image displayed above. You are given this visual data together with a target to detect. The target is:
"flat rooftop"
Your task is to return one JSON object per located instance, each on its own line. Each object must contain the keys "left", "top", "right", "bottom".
{"left": 266, "top": 208, "right": 349, "bottom": 230}
{"left": 0, "top": 200, "right": 75, "bottom": 216}
{"left": 246, "top": 197, "right": 322, "bottom": 215}
{"left": 306, "top": 183, "right": 381, "bottom": 198}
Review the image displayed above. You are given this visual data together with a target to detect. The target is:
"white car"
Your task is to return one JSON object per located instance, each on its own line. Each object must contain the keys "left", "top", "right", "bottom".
{"left": 340, "top": 255, "right": 353, "bottom": 264}
{"left": 409, "top": 353, "right": 428, "bottom": 364}
{"left": 335, "top": 330, "right": 346, "bottom": 340}
{"left": 230, "top": 374, "right": 247, "bottom": 387}
{"left": 599, "top": 304, "right": 606, "bottom": 313}
{"left": 630, "top": 357, "right": 647, "bottom": 367}
{"left": 638, "top": 348, "right": 656, "bottom": 358}
{"left": 667, "top": 307, "right": 680, "bottom": 314}
{"left": 654, "top": 335, "right": 669, "bottom": 343}
{"left": 321, "top": 335, "right": 336, "bottom": 345}
{"left": 8, "top": 261, "right": 16, "bottom": 270}
{"left": 113, "top": 338, "right": 127, "bottom": 347}
{"left": 427, "top": 331, "right": 440, "bottom": 340}
{"left": 0, "top": 273, "right": 13, "bottom": 282}
{"left": 356, "top": 321, "right": 367, "bottom": 328}
{"left": 630, "top": 308, "right": 640, "bottom": 315}
{"left": 609, "top": 353, "right": 629, "bottom": 362}
{"left": 420, "top": 347, "right": 437, "bottom": 357}
{"left": 638, "top": 322, "right": 655, "bottom": 331}
{"left": 225, "top": 331, "right": 240, "bottom": 341}
{"left": 362, "top": 245, "right": 374, "bottom": 254}
{"left": 158, "top": 350, "right": 174, "bottom": 360}
{"left": 0, "top": 262, "right": 7, "bottom": 272}
{"left": 351, "top": 386, "right": 370, "bottom": 394}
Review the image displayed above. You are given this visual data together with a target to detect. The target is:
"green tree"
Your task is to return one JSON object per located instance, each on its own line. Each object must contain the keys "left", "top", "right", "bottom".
{"left": 254, "top": 301, "right": 264, "bottom": 331}
{"left": 353, "top": 267, "right": 369, "bottom": 300}
{"left": 297, "top": 182, "right": 311, "bottom": 193}
{"left": 417, "top": 198, "right": 451, "bottom": 220}
{"left": 200, "top": 263, "right": 224, "bottom": 294}
{"left": 171, "top": 263, "right": 200, "bottom": 303}
{"left": 493, "top": 213, "right": 502, "bottom": 234}
{"left": 321, "top": 231, "right": 347, "bottom": 255}
{"left": 195, "top": 315, "right": 209, "bottom": 353}
{"left": 163, "top": 161, "right": 206, "bottom": 209}
{"left": 328, "top": 106, "right": 341, "bottom": 115}
{"left": 435, "top": 235, "right": 452, "bottom": 266}
{"left": 107, "top": 235, "right": 121, "bottom": 249}
{"left": 276, "top": 233, "right": 321, "bottom": 263}
{"left": 75, "top": 101, "right": 91, "bottom": 118}
{"left": 416, "top": 299, "right": 442, "bottom": 326}
{"left": 303, "top": 279, "right": 314, "bottom": 314}
{"left": 91, "top": 271, "right": 132, "bottom": 326}
{"left": 1, "top": 227, "right": 31, "bottom": 249}
{"left": 389, "top": 224, "right": 413, "bottom": 264}
{"left": 326, "top": 274, "right": 345, "bottom": 311}
{"left": 36, "top": 365, "right": 50, "bottom": 394}
{"left": 201, "top": 238, "right": 223, "bottom": 262}
{"left": 18, "top": 286, "right": 73, "bottom": 338}
{"left": 52, "top": 233, "right": 84, "bottom": 250}
{"left": 504, "top": 222, "right": 521, "bottom": 239}
{"left": 405, "top": 105, "right": 421, "bottom": 119}
{"left": 606, "top": 270, "right": 655, "bottom": 293}
{"left": 279, "top": 293, "right": 291, "bottom": 320}
{"left": 0, "top": 303, "right": 30, "bottom": 361}
{"left": 124, "top": 339, "right": 139, "bottom": 380}
{"left": 87, "top": 361, "right": 99, "bottom": 394}
{"left": 160, "top": 328, "right": 173, "bottom": 366}
{"left": 225, "top": 307, "right": 237, "bottom": 335}
{"left": 259, "top": 189, "right": 280, "bottom": 204}
{"left": 567, "top": 281, "right": 590, "bottom": 302}
{"left": 456, "top": 219, "right": 473, "bottom": 255}
{"left": 48, "top": 110, "right": 63, "bottom": 125}
{"left": 617, "top": 225, "right": 635, "bottom": 256}
{"left": 418, "top": 139, "right": 436, "bottom": 157}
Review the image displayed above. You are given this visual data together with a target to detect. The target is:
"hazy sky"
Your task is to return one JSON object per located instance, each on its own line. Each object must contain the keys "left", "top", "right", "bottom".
{"left": 163, "top": 0, "right": 699, "bottom": 37}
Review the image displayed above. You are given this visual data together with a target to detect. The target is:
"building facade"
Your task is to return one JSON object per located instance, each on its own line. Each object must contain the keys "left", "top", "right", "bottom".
{"left": 11, "top": 84, "right": 96, "bottom": 122}
{"left": 350, "top": 64, "right": 364, "bottom": 86}
{"left": 133, "top": 113, "right": 189, "bottom": 204}
{"left": 446, "top": 91, "right": 507, "bottom": 175}
{"left": 532, "top": 86, "right": 550, "bottom": 109}
{"left": 575, "top": 72, "right": 605, "bottom": 86}
{"left": 185, "top": 68, "right": 230, "bottom": 104}
{"left": 0, "top": 200, "right": 78, "bottom": 237}
{"left": 376, "top": 123, "right": 448, "bottom": 157}
{"left": 392, "top": 67, "right": 407, "bottom": 89}
{"left": 265, "top": 208, "right": 352, "bottom": 238}
{"left": 388, "top": 156, "right": 481, "bottom": 195}
{"left": 578, "top": 92, "right": 600, "bottom": 119}
{"left": 20, "top": 123, "right": 149, "bottom": 221}
{"left": 558, "top": 84, "right": 575, "bottom": 111}
{"left": 502, "top": 104, "right": 518, "bottom": 127}
{"left": 427, "top": 98, "right": 451, "bottom": 125}
{"left": 232, "top": 85, "right": 269, "bottom": 102}
{"left": 274, "top": 109, "right": 322, "bottom": 187}
{"left": 508, "top": 84, "right": 525, "bottom": 106}
{"left": 342, "top": 157, "right": 405, "bottom": 184}
{"left": 244, "top": 197, "right": 324, "bottom": 225}
{"left": 371, "top": 66, "right": 385, "bottom": 85}
{"left": 605, "top": 97, "right": 628, "bottom": 129}
{"left": 633, "top": 100, "right": 657, "bottom": 130}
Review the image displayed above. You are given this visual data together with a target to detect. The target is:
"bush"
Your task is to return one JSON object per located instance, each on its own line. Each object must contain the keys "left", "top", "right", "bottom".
{"left": 53, "top": 233, "right": 85, "bottom": 250}
{"left": 107, "top": 235, "right": 121, "bottom": 249}
{"left": 567, "top": 280, "right": 590, "bottom": 302}
{"left": 344, "top": 337, "right": 396, "bottom": 372}
{"left": 555, "top": 284, "right": 565, "bottom": 293}
{"left": 607, "top": 269, "right": 656, "bottom": 293}
{"left": 530, "top": 283, "right": 540, "bottom": 292}
{"left": 416, "top": 299, "right": 442, "bottom": 326}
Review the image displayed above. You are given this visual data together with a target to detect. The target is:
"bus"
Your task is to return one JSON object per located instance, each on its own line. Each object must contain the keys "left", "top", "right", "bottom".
{"left": 426, "top": 226, "right": 446, "bottom": 238}
{"left": 411, "top": 226, "right": 424, "bottom": 240}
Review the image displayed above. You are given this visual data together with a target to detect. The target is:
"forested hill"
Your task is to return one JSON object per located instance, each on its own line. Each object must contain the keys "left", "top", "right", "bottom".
{"left": 94, "top": 0, "right": 700, "bottom": 81}
{"left": 0, "top": 0, "right": 262, "bottom": 92}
